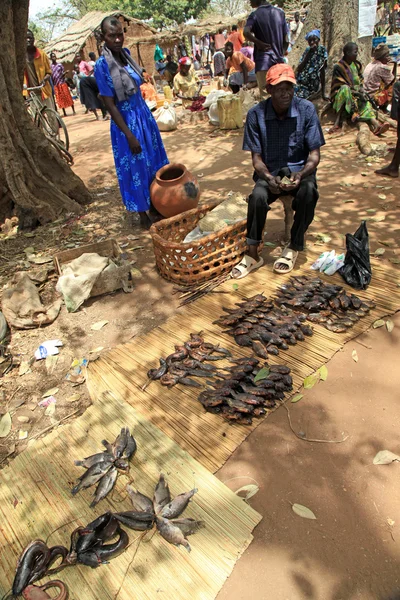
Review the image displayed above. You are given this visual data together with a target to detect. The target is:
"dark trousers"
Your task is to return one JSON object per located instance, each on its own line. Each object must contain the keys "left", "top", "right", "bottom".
{"left": 391, "top": 81, "right": 400, "bottom": 121}
{"left": 246, "top": 168, "right": 319, "bottom": 252}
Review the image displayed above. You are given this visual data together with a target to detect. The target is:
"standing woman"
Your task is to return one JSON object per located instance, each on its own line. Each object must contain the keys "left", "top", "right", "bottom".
{"left": 295, "top": 30, "right": 329, "bottom": 100}
{"left": 50, "top": 52, "right": 76, "bottom": 116}
{"left": 94, "top": 17, "right": 168, "bottom": 228}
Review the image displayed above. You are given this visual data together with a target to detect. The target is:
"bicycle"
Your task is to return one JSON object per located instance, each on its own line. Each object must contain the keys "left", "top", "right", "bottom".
{"left": 24, "top": 84, "right": 73, "bottom": 165}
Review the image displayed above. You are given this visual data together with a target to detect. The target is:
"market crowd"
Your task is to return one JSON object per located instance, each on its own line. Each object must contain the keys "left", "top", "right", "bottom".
{"left": 24, "top": 1, "right": 400, "bottom": 275}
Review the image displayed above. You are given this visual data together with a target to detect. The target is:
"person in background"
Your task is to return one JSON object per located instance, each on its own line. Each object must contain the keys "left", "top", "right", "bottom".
{"left": 164, "top": 54, "right": 179, "bottom": 85}
{"left": 24, "top": 29, "right": 55, "bottom": 111}
{"left": 140, "top": 70, "right": 158, "bottom": 102}
{"left": 330, "top": 42, "right": 389, "bottom": 135}
{"left": 154, "top": 44, "right": 164, "bottom": 63}
{"left": 155, "top": 58, "right": 167, "bottom": 76}
{"left": 244, "top": 0, "right": 288, "bottom": 99}
{"left": 173, "top": 57, "right": 202, "bottom": 106}
{"left": 88, "top": 52, "right": 97, "bottom": 68}
{"left": 224, "top": 41, "right": 256, "bottom": 93}
{"left": 376, "top": 102, "right": 400, "bottom": 177}
{"left": 231, "top": 63, "right": 325, "bottom": 279}
{"left": 227, "top": 25, "right": 244, "bottom": 52}
{"left": 72, "top": 64, "right": 83, "bottom": 103}
{"left": 363, "top": 43, "right": 397, "bottom": 110}
{"left": 295, "top": 30, "right": 329, "bottom": 100}
{"left": 76, "top": 53, "right": 93, "bottom": 77}
{"left": 214, "top": 29, "right": 226, "bottom": 51}
{"left": 213, "top": 46, "right": 226, "bottom": 77}
{"left": 290, "top": 11, "right": 304, "bottom": 47}
{"left": 50, "top": 52, "right": 76, "bottom": 116}
{"left": 240, "top": 42, "right": 254, "bottom": 62}
{"left": 95, "top": 17, "right": 168, "bottom": 229}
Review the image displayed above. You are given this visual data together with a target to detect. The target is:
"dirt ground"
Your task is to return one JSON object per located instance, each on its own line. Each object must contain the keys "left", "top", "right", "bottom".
{"left": 1, "top": 103, "right": 400, "bottom": 599}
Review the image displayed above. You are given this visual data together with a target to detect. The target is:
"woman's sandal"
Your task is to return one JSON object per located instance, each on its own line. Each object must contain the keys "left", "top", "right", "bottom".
{"left": 231, "top": 255, "right": 264, "bottom": 279}
{"left": 273, "top": 247, "right": 298, "bottom": 274}
{"left": 374, "top": 123, "right": 390, "bottom": 136}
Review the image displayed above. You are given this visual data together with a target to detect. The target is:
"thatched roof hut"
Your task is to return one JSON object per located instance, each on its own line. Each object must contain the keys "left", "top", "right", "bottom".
{"left": 45, "top": 11, "right": 156, "bottom": 70}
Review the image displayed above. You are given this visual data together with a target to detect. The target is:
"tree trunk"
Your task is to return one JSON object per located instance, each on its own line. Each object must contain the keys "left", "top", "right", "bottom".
{"left": 0, "top": 1, "right": 91, "bottom": 227}
{"left": 289, "top": 0, "right": 373, "bottom": 81}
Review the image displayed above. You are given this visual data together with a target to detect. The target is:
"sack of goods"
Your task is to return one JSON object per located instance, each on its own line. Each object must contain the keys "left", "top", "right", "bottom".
{"left": 154, "top": 102, "right": 177, "bottom": 131}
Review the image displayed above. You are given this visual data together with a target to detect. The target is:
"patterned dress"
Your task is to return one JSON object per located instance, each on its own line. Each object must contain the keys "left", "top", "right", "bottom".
{"left": 95, "top": 54, "right": 168, "bottom": 212}
{"left": 331, "top": 60, "right": 376, "bottom": 122}
{"left": 295, "top": 45, "right": 328, "bottom": 99}
{"left": 51, "top": 62, "right": 74, "bottom": 109}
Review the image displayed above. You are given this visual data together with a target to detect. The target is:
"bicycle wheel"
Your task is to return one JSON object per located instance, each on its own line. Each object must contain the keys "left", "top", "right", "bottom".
{"left": 38, "top": 108, "right": 70, "bottom": 151}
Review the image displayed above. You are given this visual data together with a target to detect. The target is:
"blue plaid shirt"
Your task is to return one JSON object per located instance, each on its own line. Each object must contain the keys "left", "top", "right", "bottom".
{"left": 243, "top": 96, "right": 325, "bottom": 178}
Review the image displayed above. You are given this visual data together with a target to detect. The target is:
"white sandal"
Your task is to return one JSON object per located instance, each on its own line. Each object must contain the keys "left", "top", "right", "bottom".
{"left": 231, "top": 255, "right": 264, "bottom": 279}
{"left": 273, "top": 247, "right": 298, "bottom": 274}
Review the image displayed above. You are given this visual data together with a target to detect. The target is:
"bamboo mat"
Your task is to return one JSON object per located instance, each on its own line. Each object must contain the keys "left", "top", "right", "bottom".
{"left": 0, "top": 391, "right": 261, "bottom": 600}
{"left": 88, "top": 260, "right": 400, "bottom": 473}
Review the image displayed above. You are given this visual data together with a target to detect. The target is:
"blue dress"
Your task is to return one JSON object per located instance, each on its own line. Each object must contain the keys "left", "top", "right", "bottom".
{"left": 94, "top": 54, "right": 168, "bottom": 212}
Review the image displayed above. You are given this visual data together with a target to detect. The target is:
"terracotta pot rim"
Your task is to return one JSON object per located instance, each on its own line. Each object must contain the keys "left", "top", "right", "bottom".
{"left": 155, "top": 163, "right": 187, "bottom": 186}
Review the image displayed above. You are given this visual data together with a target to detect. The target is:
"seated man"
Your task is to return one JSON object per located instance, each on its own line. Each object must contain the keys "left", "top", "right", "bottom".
{"left": 232, "top": 64, "right": 325, "bottom": 278}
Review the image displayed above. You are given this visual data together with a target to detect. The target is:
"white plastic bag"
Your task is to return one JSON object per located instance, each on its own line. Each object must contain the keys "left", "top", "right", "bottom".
{"left": 203, "top": 90, "right": 230, "bottom": 108}
{"left": 208, "top": 101, "right": 220, "bottom": 125}
{"left": 154, "top": 102, "right": 177, "bottom": 131}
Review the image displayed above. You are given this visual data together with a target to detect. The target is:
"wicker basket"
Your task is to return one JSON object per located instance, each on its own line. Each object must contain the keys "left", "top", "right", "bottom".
{"left": 150, "top": 202, "right": 247, "bottom": 284}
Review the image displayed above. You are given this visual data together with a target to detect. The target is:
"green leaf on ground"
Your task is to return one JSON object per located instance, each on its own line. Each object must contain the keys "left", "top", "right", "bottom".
{"left": 389, "top": 258, "right": 400, "bottom": 264}
{"left": 292, "top": 503, "right": 317, "bottom": 520}
{"left": 303, "top": 372, "right": 320, "bottom": 389}
{"left": 232, "top": 283, "right": 239, "bottom": 291}
{"left": 373, "top": 319, "right": 385, "bottom": 328}
{"left": 254, "top": 367, "right": 270, "bottom": 383}
{"left": 291, "top": 394, "right": 303, "bottom": 403}
{"left": 42, "top": 387, "right": 59, "bottom": 398}
{"left": 318, "top": 365, "right": 328, "bottom": 381}
{"left": 374, "top": 248, "right": 385, "bottom": 256}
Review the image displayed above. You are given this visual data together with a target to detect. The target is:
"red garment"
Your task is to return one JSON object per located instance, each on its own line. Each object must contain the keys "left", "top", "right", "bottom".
{"left": 214, "top": 33, "right": 226, "bottom": 50}
{"left": 54, "top": 82, "right": 74, "bottom": 109}
{"left": 227, "top": 31, "right": 244, "bottom": 52}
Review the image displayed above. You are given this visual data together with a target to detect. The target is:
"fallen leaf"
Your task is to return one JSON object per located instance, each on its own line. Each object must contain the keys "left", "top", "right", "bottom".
{"left": 378, "top": 240, "right": 392, "bottom": 247}
{"left": 18, "top": 361, "right": 31, "bottom": 376}
{"left": 373, "top": 450, "right": 400, "bottom": 465}
{"left": 254, "top": 367, "right": 270, "bottom": 383}
{"left": 42, "top": 387, "right": 59, "bottom": 398}
{"left": 45, "top": 403, "right": 56, "bottom": 417}
{"left": 24, "top": 246, "right": 35, "bottom": 254}
{"left": 67, "top": 393, "right": 81, "bottom": 403}
{"left": 129, "top": 246, "right": 145, "bottom": 251}
{"left": 361, "top": 172, "right": 368, "bottom": 176}
{"left": 374, "top": 248, "right": 385, "bottom": 256}
{"left": 29, "top": 256, "right": 53, "bottom": 264}
{"left": 387, "top": 518, "right": 395, "bottom": 527}
{"left": 352, "top": 349, "right": 358, "bottom": 362}
{"left": 318, "top": 365, "right": 328, "bottom": 381}
{"left": 389, "top": 258, "right": 400, "bottom": 264}
{"left": 316, "top": 233, "right": 332, "bottom": 243}
{"left": 232, "top": 283, "right": 239, "bottom": 291}
{"left": 291, "top": 393, "right": 303, "bottom": 403}
{"left": 328, "top": 221, "right": 340, "bottom": 226}
{"left": 89, "top": 347, "right": 104, "bottom": 354}
{"left": 235, "top": 484, "right": 259, "bottom": 500}
{"left": 45, "top": 355, "right": 58, "bottom": 374}
{"left": 366, "top": 208, "right": 376, "bottom": 213}
{"left": 342, "top": 199, "right": 355, "bottom": 204}
{"left": 91, "top": 320, "right": 109, "bottom": 331}
{"left": 386, "top": 319, "right": 395, "bottom": 333}
{"left": 378, "top": 194, "right": 387, "bottom": 200}
{"left": 373, "top": 319, "right": 385, "bottom": 328}
{"left": 264, "top": 242, "right": 276, "bottom": 247}
{"left": 18, "top": 430, "right": 28, "bottom": 440}
{"left": 23, "top": 232, "right": 36, "bottom": 238}
{"left": 303, "top": 372, "right": 320, "bottom": 389}
{"left": 313, "top": 215, "right": 321, "bottom": 222}
{"left": 372, "top": 216, "right": 386, "bottom": 222}
{"left": 292, "top": 503, "right": 317, "bottom": 520}
{"left": 0, "top": 412, "right": 12, "bottom": 438}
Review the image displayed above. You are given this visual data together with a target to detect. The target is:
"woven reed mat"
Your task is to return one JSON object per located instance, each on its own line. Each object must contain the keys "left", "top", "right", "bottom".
{"left": 0, "top": 391, "right": 261, "bottom": 599}
{"left": 88, "top": 261, "right": 400, "bottom": 473}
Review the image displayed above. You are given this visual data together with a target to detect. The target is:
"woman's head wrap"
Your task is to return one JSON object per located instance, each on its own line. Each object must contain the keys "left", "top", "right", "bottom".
{"left": 374, "top": 43, "right": 390, "bottom": 61}
{"left": 305, "top": 29, "right": 321, "bottom": 41}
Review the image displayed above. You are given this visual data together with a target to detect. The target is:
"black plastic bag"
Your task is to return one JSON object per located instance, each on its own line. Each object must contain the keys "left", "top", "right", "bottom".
{"left": 339, "top": 221, "right": 371, "bottom": 290}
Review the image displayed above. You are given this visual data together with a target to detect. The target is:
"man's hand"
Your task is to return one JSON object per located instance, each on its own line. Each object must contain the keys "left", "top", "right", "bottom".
{"left": 255, "top": 41, "right": 271, "bottom": 52}
{"left": 266, "top": 174, "right": 281, "bottom": 194}
{"left": 280, "top": 172, "right": 302, "bottom": 191}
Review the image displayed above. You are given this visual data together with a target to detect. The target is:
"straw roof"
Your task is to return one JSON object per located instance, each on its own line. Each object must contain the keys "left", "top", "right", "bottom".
{"left": 46, "top": 11, "right": 156, "bottom": 63}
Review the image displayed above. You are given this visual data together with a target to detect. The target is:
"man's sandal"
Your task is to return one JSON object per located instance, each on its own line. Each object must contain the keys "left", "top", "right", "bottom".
{"left": 273, "top": 247, "right": 298, "bottom": 274}
{"left": 231, "top": 255, "right": 264, "bottom": 279}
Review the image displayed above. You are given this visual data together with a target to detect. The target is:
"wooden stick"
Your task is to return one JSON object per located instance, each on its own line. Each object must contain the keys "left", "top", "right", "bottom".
{"left": 283, "top": 404, "right": 349, "bottom": 444}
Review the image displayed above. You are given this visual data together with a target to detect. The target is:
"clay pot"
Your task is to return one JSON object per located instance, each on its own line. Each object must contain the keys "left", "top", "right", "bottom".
{"left": 22, "top": 581, "right": 68, "bottom": 600}
{"left": 150, "top": 163, "right": 200, "bottom": 218}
